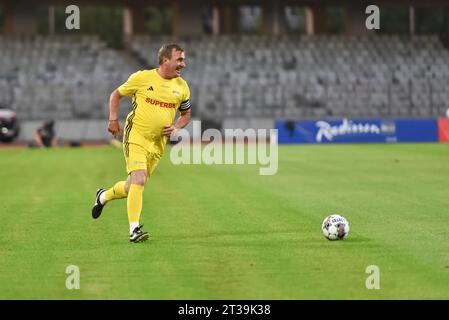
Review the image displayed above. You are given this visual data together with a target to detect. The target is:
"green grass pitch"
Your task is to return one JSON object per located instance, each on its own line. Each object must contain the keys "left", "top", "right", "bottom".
{"left": 0, "top": 143, "right": 448, "bottom": 299}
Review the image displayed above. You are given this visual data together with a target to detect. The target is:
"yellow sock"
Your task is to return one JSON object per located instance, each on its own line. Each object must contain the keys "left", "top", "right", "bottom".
{"left": 127, "top": 184, "right": 144, "bottom": 225}
{"left": 103, "top": 181, "right": 128, "bottom": 201}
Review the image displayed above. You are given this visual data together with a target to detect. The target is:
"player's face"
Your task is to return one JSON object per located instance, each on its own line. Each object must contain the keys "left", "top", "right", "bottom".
{"left": 164, "top": 49, "right": 186, "bottom": 78}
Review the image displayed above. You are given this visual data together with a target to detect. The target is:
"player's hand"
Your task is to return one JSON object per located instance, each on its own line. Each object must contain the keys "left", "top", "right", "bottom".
{"left": 108, "top": 120, "right": 121, "bottom": 138}
{"left": 162, "top": 124, "right": 178, "bottom": 137}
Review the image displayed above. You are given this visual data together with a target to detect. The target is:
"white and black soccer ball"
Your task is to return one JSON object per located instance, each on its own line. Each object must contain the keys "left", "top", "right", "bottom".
{"left": 322, "top": 214, "right": 350, "bottom": 240}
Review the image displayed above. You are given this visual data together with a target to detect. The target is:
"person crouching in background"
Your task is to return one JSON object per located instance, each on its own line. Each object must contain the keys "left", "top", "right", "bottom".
{"left": 34, "top": 119, "right": 57, "bottom": 148}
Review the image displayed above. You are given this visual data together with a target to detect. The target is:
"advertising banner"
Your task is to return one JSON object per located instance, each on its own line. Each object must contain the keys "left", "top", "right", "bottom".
{"left": 276, "top": 118, "right": 439, "bottom": 144}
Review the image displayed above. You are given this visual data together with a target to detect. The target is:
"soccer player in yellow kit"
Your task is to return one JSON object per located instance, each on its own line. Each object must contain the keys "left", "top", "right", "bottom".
{"left": 91, "top": 44, "right": 191, "bottom": 243}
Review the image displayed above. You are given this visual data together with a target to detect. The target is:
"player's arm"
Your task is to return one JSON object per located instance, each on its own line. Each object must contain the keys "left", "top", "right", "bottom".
{"left": 108, "top": 89, "right": 123, "bottom": 138}
{"left": 175, "top": 109, "right": 191, "bottom": 129}
{"left": 163, "top": 85, "right": 192, "bottom": 136}
{"left": 162, "top": 109, "right": 191, "bottom": 136}
{"left": 108, "top": 71, "right": 141, "bottom": 138}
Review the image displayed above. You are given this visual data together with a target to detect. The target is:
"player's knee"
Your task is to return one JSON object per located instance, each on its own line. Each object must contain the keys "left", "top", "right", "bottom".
{"left": 135, "top": 177, "right": 146, "bottom": 186}
{"left": 131, "top": 171, "right": 147, "bottom": 186}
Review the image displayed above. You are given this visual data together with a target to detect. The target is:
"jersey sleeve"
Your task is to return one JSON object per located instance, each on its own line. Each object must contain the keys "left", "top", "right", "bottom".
{"left": 179, "top": 82, "right": 191, "bottom": 111}
{"left": 117, "top": 71, "right": 143, "bottom": 97}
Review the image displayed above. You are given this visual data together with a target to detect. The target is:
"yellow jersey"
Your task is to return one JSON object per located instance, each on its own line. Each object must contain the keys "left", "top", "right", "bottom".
{"left": 117, "top": 69, "right": 190, "bottom": 155}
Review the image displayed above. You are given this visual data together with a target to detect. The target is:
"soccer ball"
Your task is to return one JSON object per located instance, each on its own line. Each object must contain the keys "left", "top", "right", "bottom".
{"left": 322, "top": 214, "right": 350, "bottom": 240}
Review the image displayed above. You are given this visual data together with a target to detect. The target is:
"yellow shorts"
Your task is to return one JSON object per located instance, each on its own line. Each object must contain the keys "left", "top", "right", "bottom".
{"left": 123, "top": 119, "right": 168, "bottom": 177}
{"left": 124, "top": 143, "right": 163, "bottom": 177}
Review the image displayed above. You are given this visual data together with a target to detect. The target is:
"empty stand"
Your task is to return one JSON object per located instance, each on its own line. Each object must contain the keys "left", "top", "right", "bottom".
{"left": 129, "top": 34, "right": 449, "bottom": 120}
{"left": 1, "top": 34, "right": 448, "bottom": 121}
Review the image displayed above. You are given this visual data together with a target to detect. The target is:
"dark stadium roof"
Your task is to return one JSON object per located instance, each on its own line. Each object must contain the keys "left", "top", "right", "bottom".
{"left": 2, "top": 0, "right": 449, "bottom": 6}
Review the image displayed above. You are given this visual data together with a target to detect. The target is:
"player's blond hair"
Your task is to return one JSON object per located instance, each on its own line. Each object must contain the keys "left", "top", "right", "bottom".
{"left": 158, "top": 44, "right": 184, "bottom": 65}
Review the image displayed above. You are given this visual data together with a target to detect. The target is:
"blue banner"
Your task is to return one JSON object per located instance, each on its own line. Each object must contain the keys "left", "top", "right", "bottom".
{"left": 276, "top": 118, "right": 439, "bottom": 144}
